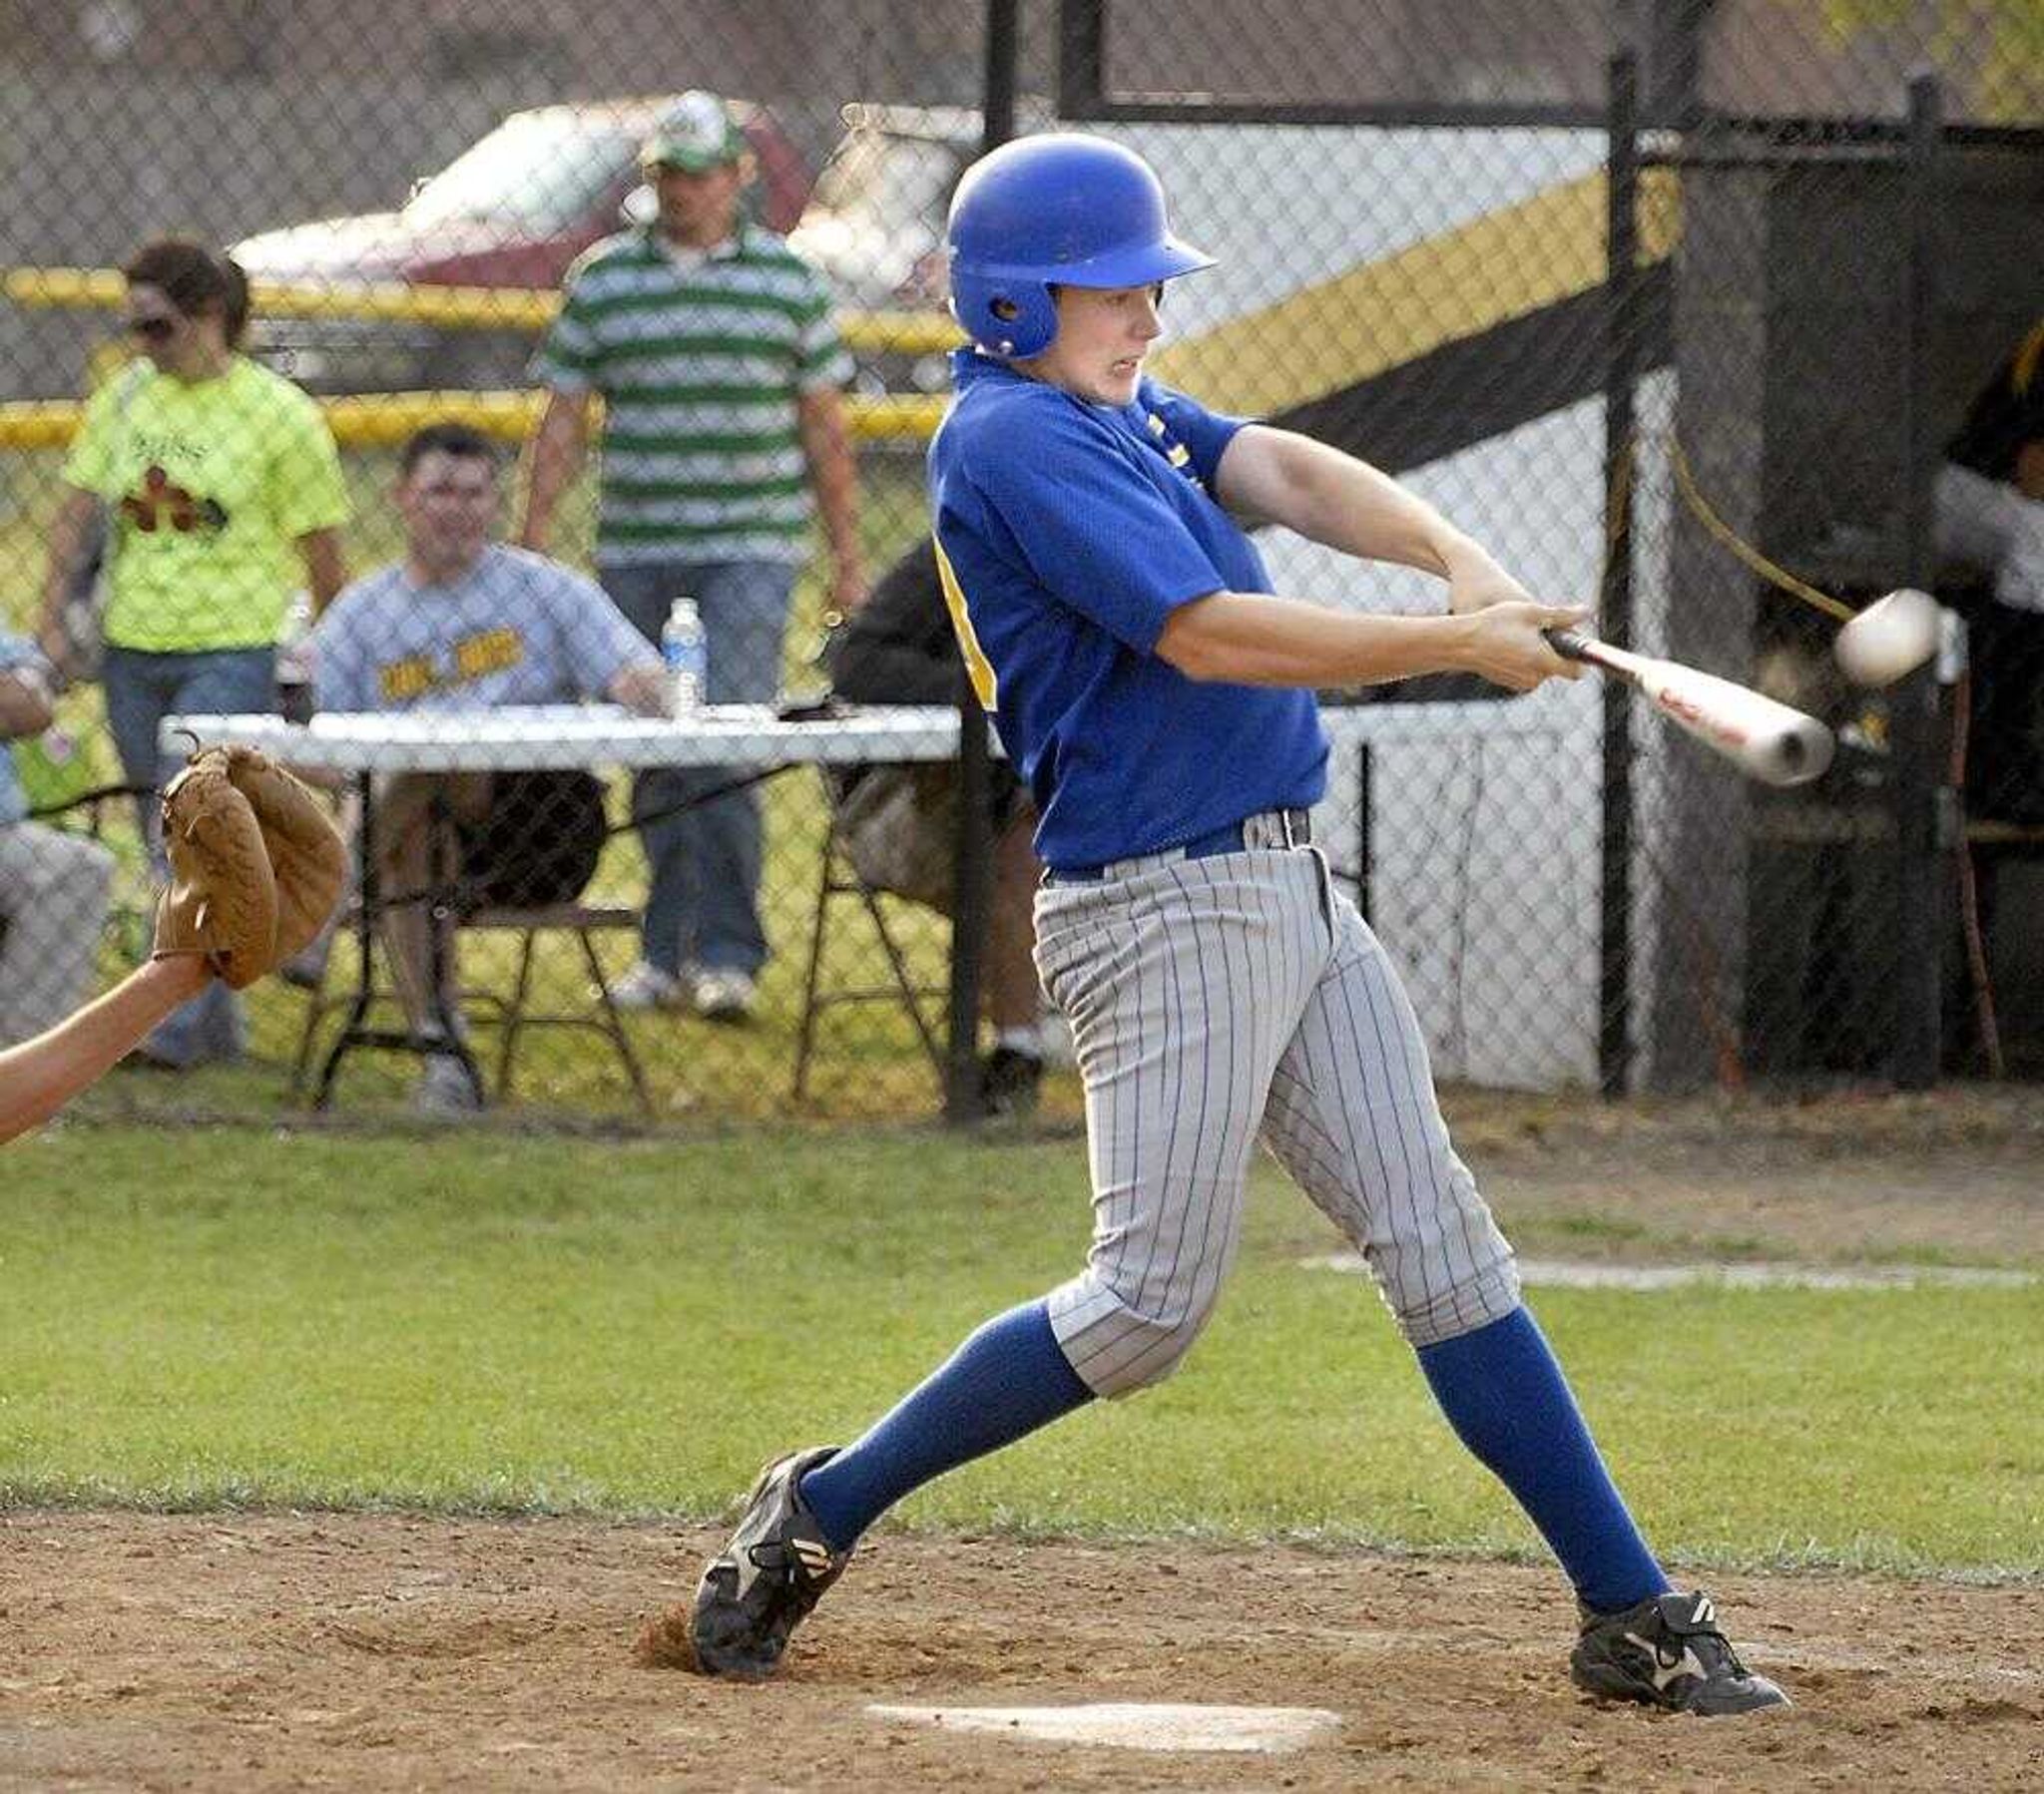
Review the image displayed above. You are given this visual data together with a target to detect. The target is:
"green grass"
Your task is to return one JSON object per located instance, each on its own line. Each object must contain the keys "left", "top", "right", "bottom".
{"left": 3, "top": 1125, "right": 2037, "bottom": 1579}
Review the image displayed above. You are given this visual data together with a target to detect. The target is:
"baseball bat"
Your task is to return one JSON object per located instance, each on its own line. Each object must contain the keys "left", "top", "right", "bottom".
{"left": 1544, "top": 629, "right": 1835, "bottom": 787}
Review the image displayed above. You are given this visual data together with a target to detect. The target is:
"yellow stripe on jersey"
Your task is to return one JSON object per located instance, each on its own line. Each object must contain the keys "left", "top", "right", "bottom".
{"left": 932, "top": 533, "right": 998, "bottom": 711}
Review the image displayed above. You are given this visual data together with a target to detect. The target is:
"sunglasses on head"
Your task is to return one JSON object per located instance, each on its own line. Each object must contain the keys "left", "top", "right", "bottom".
{"left": 128, "top": 315, "right": 179, "bottom": 342}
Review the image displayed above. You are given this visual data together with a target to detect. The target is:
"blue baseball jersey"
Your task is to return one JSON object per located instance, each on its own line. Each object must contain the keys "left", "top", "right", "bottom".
{"left": 927, "top": 349, "right": 1325, "bottom": 871}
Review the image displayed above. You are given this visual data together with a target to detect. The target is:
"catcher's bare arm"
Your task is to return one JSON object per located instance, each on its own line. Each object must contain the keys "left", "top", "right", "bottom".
{"left": 0, "top": 957, "right": 210, "bottom": 1144}
{"left": 3, "top": 744, "right": 344, "bottom": 1144}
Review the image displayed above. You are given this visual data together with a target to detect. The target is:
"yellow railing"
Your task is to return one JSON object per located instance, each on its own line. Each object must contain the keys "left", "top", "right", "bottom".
{"left": 0, "top": 387, "right": 947, "bottom": 452}
{"left": 2, "top": 266, "right": 962, "bottom": 356}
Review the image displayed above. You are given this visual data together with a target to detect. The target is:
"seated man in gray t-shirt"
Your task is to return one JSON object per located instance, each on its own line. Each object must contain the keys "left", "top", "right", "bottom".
{"left": 309, "top": 423, "right": 665, "bottom": 1112}
{"left": 1, "top": 633, "right": 115, "bottom": 1049}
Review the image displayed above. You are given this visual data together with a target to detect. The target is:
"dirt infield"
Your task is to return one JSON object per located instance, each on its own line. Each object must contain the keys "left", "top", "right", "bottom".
{"left": 2, "top": 1511, "right": 2037, "bottom": 1792}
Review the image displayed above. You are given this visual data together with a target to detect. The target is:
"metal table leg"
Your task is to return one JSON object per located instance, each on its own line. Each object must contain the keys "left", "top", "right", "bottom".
{"left": 422, "top": 785, "right": 485, "bottom": 1104}
{"left": 314, "top": 770, "right": 378, "bottom": 1108}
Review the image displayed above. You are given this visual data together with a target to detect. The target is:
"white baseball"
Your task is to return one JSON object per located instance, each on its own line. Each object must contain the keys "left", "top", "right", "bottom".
{"left": 1833, "top": 588, "right": 1940, "bottom": 687}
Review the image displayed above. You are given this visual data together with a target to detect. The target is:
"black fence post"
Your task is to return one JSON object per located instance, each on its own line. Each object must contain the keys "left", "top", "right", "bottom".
{"left": 944, "top": 0, "right": 1022, "bottom": 1124}
{"left": 1057, "top": 0, "right": 1104, "bottom": 118}
{"left": 1890, "top": 69, "right": 1945, "bottom": 1090}
{"left": 1353, "top": 740, "right": 1372, "bottom": 921}
{"left": 1597, "top": 50, "right": 1640, "bottom": 1097}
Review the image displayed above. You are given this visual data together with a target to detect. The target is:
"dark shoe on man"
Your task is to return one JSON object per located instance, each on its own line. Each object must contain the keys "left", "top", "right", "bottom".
{"left": 691, "top": 1447, "right": 848, "bottom": 1677}
{"left": 978, "top": 1046, "right": 1043, "bottom": 1117}
{"left": 1570, "top": 1589, "right": 1788, "bottom": 1715}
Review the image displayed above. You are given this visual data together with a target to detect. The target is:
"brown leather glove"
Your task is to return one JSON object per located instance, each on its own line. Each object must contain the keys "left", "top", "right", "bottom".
{"left": 217, "top": 744, "right": 345, "bottom": 964}
{"left": 153, "top": 749, "right": 280, "bottom": 989}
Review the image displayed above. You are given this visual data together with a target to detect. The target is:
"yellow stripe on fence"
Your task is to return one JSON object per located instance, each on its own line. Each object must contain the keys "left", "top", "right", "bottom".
{"left": 1149, "top": 168, "right": 1681, "bottom": 417}
{"left": 0, "top": 388, "right": 947, "bottom": 451}
{"left": 1, "top": 266, "right": 962, "bottom": 355}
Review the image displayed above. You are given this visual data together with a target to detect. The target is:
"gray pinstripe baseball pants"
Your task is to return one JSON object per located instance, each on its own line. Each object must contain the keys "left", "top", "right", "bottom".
{"left": 1032, "top": 823, "right": 1522, "bottom": 1399}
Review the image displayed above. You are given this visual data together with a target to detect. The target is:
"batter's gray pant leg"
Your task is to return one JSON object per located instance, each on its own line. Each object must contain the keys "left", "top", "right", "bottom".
{"left": 1260, "top": 883, "right": 1521, "bottom": 1347}
{"left": 1035, "top": 852, "right": 1332, "bottom": 1397}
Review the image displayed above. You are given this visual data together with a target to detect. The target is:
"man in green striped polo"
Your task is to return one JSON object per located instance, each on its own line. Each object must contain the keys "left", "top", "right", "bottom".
{"left": 517, "top": 90, "right": 864, "bottom": 1021}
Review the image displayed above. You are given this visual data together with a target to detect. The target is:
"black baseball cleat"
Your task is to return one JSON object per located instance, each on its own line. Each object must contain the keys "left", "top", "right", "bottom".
{"left": 691, "top": 1446, "right": 848, "bottom": 1677}
{"left": 979, "top": 1046, "right": 1044, "bottom": 1118}
{"left": 1570, "top": 1590, "right": 1789, "bottom": 1715}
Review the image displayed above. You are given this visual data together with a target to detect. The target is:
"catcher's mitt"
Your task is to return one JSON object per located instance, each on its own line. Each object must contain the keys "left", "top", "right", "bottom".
{"left": 152, "top": 743, "right": 344, "bottom": 989}
{"left": 218, "top": 744, "right": 345, "bottom": 964}
{"left": 153, "top": 750, "right": 279, "bottom": 989}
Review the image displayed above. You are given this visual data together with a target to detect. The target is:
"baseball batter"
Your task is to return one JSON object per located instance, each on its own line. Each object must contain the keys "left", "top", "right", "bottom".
{"left": 687, "top": 135, "right": 1787, "bottom": 1716}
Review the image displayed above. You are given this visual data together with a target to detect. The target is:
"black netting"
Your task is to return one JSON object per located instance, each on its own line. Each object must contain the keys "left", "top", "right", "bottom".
{"left": 2, "top": 0, "right": 2037, "bottom": 1127}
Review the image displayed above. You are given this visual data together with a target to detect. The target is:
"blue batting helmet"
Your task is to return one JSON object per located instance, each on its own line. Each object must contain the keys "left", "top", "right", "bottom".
{"left": 945, "top": 134, "right": 1215, "bottom": 359}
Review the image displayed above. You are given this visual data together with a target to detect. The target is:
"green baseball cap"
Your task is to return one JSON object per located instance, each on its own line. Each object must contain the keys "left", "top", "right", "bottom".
{"left": 642, "top": 91, "right": 745, "bottom": 172}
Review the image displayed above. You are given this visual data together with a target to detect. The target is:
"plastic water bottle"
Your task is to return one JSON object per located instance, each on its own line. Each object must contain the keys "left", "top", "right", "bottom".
{"left": 275, "top": 590, "right": 315, "bottom": 723}
{"left": 662, "top": 596, "right": 707, "bottom": 715}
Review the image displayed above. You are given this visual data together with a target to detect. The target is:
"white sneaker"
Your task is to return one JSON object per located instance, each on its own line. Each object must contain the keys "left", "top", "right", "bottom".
{"left": 610, "top": 960, "right": 687, "bottom": 1011}
{"left": 693, "top": 968, "right": 758, "bottom": 1023}
{"left": 415, "top": 1050, "right": 485, "bottom": 1117}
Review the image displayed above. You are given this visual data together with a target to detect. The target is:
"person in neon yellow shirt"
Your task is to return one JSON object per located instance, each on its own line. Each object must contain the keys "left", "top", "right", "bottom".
{"left": 37, "top": 237, "right": 349, "bottom": 1068}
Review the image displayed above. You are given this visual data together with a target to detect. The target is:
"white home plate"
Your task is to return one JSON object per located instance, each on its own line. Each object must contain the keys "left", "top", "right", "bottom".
{"left": 866, "top": 1701, "right": 1341, "bottom": 1754}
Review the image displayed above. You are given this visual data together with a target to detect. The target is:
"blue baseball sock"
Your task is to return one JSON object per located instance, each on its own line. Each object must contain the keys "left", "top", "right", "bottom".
{"left": 797, "top": 1299, "right": 1094, "bottom": 1553}
{"left": 1416, "top": 1305, "right": 1669, "bottom": 1614}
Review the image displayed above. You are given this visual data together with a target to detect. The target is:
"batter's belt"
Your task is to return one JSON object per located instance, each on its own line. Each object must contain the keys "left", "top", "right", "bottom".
{"left": 1046, "top": 805, "right": 1313, "bottom": 885}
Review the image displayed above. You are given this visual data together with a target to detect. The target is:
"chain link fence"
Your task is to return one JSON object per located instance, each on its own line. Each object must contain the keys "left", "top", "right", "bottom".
{"left": 2, "top": 0, "right": 2038, "bottom": 1129}
{"left": 1606, "top": 3, "right": 2044, "bottom": 1088}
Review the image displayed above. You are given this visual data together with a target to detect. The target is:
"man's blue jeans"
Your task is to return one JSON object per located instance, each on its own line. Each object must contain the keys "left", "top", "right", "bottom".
{"left": 102, "top": 644, "right": 277, "bottom": 1065}
{"left": 601, "top": 561, "right": 797, "bottom": 978}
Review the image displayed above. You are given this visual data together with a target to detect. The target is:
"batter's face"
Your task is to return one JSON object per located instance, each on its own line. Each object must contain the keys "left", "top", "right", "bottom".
{"left": 1024, "top": 282, "right": 1164, "bottom": 406}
